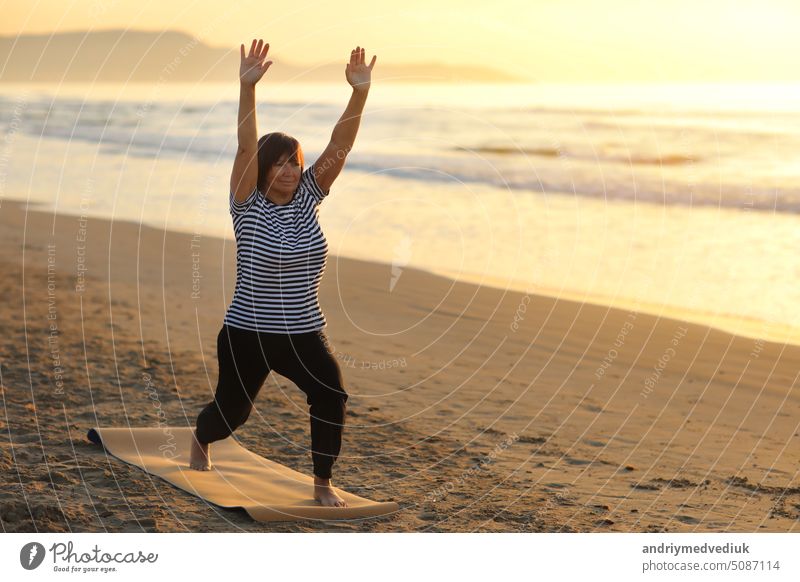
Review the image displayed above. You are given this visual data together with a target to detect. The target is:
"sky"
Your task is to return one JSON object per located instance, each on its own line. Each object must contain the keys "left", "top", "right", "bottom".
{"left": 3, "top": 0, "right": 800, "bottom": 82}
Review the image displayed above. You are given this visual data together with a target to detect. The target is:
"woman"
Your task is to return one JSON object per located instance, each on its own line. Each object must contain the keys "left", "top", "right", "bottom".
{"left": 189, "top": 38, "right": 376, "bottom": 508}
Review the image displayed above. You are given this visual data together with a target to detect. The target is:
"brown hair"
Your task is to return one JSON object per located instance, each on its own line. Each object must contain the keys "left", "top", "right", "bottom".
{"left": 256, "top": 132, "right": 304, "bottom": 192}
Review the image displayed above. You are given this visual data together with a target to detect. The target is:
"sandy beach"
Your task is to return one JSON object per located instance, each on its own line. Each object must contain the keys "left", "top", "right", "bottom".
{"left": 1, "top": 197, "right": 798, "bottom": 533}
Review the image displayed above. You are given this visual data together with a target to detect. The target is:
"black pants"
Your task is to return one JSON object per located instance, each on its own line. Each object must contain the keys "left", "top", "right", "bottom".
{"left": 195, "top": 324, "right": 348, "bottom": 479}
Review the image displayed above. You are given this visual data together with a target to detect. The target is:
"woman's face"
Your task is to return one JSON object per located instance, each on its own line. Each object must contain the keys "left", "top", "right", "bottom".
{"left": 266, "top": 153, "right": 302, "bottom": 195}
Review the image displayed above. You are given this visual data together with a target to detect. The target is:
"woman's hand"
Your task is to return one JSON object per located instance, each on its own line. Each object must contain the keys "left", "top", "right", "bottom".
{"left": 239, "top": 38, "right": 273, "bottom": 86}
{"left": 345, "top": 46, "right": 376, "bottom": 93}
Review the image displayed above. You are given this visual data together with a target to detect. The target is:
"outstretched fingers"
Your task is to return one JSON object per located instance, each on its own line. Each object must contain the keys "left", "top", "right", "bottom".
{"left": 350, "top": 46, "right": 369, "bottom": 66}
{"left": 243, "top": 39, "right": 270, "bottom": 63}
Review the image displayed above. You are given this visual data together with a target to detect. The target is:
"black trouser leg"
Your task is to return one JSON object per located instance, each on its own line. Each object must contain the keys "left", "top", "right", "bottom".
{"left": 269, "top": 330, "right": 348, "bottom": 480}
{"left": 195, "top": 325, "right": 272, "bottom": 445}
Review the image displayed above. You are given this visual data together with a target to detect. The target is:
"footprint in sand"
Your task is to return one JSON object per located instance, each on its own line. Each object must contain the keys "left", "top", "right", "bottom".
{"left": 49, "top": 471, "right": 77, "bottom": 485}
{"left": 564, "top": 456, "right": 592, "bottom": 466}
{"left": 675, "top": 515, "right": 701, "bottom": 525}
{"left": 583, "top": 439, "right": 605, "bottom": 447}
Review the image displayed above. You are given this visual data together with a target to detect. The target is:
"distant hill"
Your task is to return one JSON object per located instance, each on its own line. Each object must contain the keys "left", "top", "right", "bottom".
{"left": 0, "top": 30, "right": 528, "bottom": 83}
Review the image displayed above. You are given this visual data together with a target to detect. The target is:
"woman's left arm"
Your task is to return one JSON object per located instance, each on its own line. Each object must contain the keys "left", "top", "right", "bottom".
{"left": 313, "top": 46, "right": 376, "bottom": 193}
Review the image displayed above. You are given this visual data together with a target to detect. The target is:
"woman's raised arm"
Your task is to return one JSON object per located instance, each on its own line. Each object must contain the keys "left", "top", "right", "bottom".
{"left": 230, "top": 39, "right": 273, "bottom": 202}
{"left": 312, "top": 46, "right": 376, "bottom": 194}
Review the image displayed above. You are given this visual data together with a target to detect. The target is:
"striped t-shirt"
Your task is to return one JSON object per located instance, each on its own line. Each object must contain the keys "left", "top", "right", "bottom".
{"left": 223, "top": 163, "right": 330, "bottom": 333}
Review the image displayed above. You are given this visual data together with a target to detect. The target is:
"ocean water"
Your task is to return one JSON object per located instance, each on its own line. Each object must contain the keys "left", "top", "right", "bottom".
{"left": 2, "top": 81, "right": 800, "bottom": 345}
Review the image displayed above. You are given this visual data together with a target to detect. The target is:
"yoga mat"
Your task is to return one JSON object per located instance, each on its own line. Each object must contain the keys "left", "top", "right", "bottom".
{"left": 87, "top": 426, "right": 400, "bottom": 522}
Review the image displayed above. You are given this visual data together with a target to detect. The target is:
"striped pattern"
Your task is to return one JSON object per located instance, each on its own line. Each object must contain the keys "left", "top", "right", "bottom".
{"left": 223, "top": 163, "right": 330, "bottom": 333}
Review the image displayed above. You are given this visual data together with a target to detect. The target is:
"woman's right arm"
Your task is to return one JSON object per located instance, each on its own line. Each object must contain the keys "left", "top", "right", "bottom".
{"left": 231, "top": 39, "right": 272, "bottom": 202}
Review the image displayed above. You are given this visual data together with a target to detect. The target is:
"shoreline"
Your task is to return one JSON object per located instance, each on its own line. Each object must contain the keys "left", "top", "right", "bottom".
{"left": 2, "top": 198, "right": 799, "bottom": 532}
{"left": 17, "top": 194, "right": 800, "bottom": 351}
{"left": 456, "top": 270, "right": 800, "bottom": 350}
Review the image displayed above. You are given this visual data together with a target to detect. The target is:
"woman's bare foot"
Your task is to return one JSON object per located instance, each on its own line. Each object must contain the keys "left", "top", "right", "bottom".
{"left": 314, "top": 476, "right": 347, "bottom": 507}
{"left": 189, "top": 430, "right": 212, "bottom": 471}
